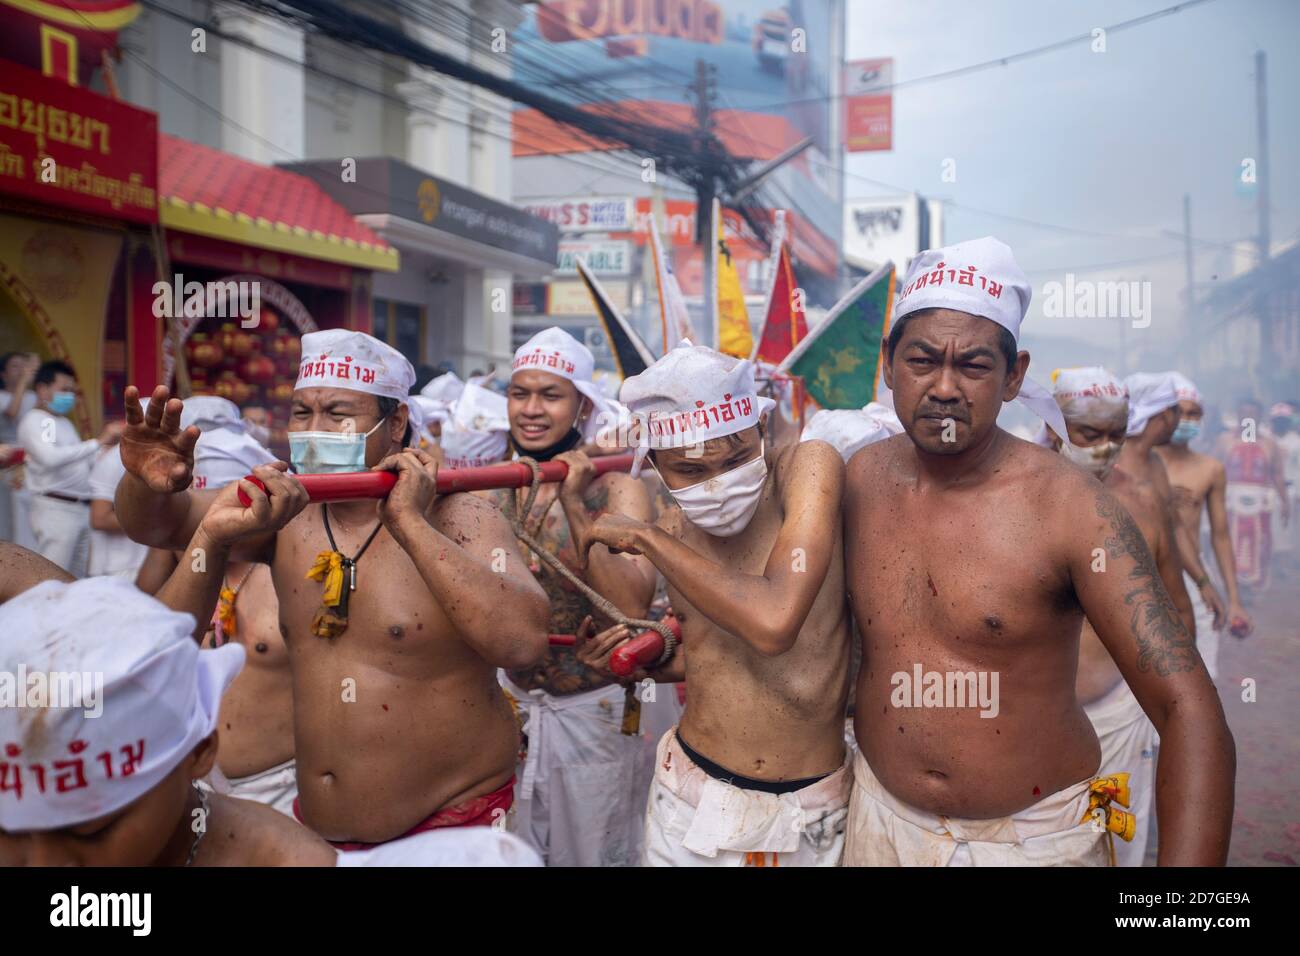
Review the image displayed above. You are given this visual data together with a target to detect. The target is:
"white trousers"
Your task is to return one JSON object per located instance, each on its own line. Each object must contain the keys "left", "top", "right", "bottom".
{"left": 1185, "top": 570, "right": 1219, "bottom": 681}
{"left": 199, "top": 758, "right": 298, "bottom": 818}
{"left": 844, "top": 750, "right": 1114, "bottom": 866}
{"left": 500, "top": 674, "right": 653, "bottom": 867}
{"left": 642, "top": 729, "right": 850, "bottom": 867}
{"left": 1084, "top": 680, "right": 1156, "bottom": 866}
{"left": 28, "top": 494, "right": 90, "bottom": 578}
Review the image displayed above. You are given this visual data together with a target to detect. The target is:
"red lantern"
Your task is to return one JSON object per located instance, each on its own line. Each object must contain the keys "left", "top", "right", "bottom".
{"left": 243, "top": 354, "right": 276, "bottom": 385}
{"left": 231, "top": 379, "right": 255, "bottom": 405}
{"left": 190, "top": 338, "right": 224, "bottom": 369}
{"left": 217, "top": 323, "right": 238, "bottom": 355}
{"left": 270, "top": 381, "right": 294, "bottom": 403}
{"left": 258, "top": 308, "right": 280, "bottom": 334}
{"left": 231, "top": 331, "right": 256, "bottom": 359}
{"left": 213, "top": 373, "right": 237, "bottom": 401}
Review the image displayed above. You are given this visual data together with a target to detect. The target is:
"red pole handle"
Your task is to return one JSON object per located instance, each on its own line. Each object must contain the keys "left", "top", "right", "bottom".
{"left": 610, "top": 616, "right": 682, "bottom": 678}
{"left": 236, "top": 452, "right": 635, "bottom": 507}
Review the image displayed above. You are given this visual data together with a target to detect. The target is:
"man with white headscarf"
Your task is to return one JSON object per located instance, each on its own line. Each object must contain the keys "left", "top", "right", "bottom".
{"left": 1041, "top": 367, "right": 1194, "bottom": 866}
{"left": 495, "top": 326, "right": 658, "bottom": 867}
{"left": 0, "top": 577, "right": 542, "bottom": 868}
{"left": 0, "top": 577, "right": 335, "bottom": 866}
{"left": 1120, "top": 373, "right": 1227, "bottom": 632}
{"left": 437, "top": 383, "right": 510, "bottom": 469}
{"left": 800, "top": 402, "right": 904, "bottom": 462}
{"left": 841, "top": 237, "right": 1233, "bottom": 866}
{"left": 132, "top": 396, "right": 298, "bottom": 816}
{"left": 111, "top": 329, "right": 550, "bottom": 849}
{"left": 1154, "top": 373, "right": 1255, "bottom": 673}
{"left": 573, "top": 341, "right": 852, "bottom": 867}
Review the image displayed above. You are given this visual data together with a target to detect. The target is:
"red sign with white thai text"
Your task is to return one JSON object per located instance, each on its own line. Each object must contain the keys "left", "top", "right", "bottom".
{"left": 0, "top": 59, "right": 158, "bottom": 223}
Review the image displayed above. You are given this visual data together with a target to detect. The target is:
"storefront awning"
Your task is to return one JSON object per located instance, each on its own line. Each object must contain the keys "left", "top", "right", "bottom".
{"left": 159, "top": 134, "right": 399, "bottom": 273}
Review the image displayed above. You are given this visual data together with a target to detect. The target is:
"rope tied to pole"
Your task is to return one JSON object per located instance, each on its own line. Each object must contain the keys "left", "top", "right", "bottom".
{"left": 503, "top": 456, "right": 678, "bottom": 668}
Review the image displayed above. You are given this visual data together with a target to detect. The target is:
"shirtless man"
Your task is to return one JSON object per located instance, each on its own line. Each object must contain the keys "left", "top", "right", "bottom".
{"left": 0, "top": 577, "right": 540, "bottom": 868}
{"left": 113, "top": 329, "right": 550, "bottom": 847}
{"left": 0, "top": 576, "right": 335, "bottom": 867}
{"left": 495, "top": 327, "right": 658, "bottom": 867}
{"left": 1120, "top": 373, "right": 1226, "bottom": 632}
{"left": 578, "top": 342, "right": 852, "bottom": 867}
{"left": 1214, "top": 398, "right": 1290, "bottom": 591}
{"left": 1043, "top": 367, "right": 1190, "bottom": 865}
{"left": 182, "top": 397, "right": 296, "bottom": 815}
{"left": 843, "top": 237, "right": 1233, "bottom": 866}
{"left": 1156, "top": 373, "right": 1253, "bottom": 680}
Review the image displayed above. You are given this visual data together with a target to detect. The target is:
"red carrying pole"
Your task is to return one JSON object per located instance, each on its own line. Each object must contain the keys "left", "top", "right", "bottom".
{"left": 610, "top": 615, "right": 682, "bottom": 677}
{"left": 237, "top": 452, "right": 636, "bottom": 506}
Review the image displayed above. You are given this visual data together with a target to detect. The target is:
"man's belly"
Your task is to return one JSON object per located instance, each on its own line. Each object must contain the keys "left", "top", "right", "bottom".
{"left": 215, "top": 662, "right": 295, "bottom": 778}
{"left": 679, "top": 668, "right": 849, "bottom": 781}
{"left": 291, "top": 661, "right": 519, "bottom": 843}
{"left": 853, "top": 667, "right": 1100, "bottom": 819}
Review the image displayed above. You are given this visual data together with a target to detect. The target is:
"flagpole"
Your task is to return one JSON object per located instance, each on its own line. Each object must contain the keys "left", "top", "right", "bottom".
{"left": 706, "top": 195, "right": 720, "bottom": 350}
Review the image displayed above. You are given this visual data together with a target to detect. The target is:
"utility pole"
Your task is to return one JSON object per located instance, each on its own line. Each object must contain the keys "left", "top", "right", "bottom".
{"left": 1255, "top": 50, "right": 1270, "bottom": 265}
{"left": 1183, "top": 193, "right": 1196, "bottom": 375}
{"left": 689, "top": 58, "right": 719, "bottom": 349}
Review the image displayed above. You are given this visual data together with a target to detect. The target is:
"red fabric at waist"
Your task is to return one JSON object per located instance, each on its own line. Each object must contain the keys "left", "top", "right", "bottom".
{"left": 293, "top": 776, "right": 515, "bottom": 852}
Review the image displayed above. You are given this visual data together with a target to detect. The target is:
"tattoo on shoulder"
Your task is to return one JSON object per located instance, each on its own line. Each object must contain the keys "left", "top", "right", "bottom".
{"left": 1095, "top": 491, "right": 1199, "bottom": 676}
{"left": 582, "top": 483, "right": 610, "bottom": 515}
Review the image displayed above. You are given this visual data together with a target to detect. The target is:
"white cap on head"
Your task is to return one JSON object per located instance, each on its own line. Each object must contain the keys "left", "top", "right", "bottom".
{"left": 440, "top": 383, "right": 510, "bottom": 469}
{"left": 1167, "top": 371, "right": 1202, "bottom": 407}
{"left": 619, "top": 340, "right": 776, "bottom": 477}
{"left": 893, "top": 236, "right": 1070, "bottom": 446}
{"left": 421, "top": 371, "right": 464, "bottom": 404}
{"left": 0, "top": 578, "right": 243, "bottom": 831}
{"left": 1036, "top": 366, "right": 1128, "bottom": 446}
{"left": 511, "top": 327, "right": 622, "bottom": 443}
{"left": 296, "top": 329, "right": 415, "bottom": 404}
{"left": 181, "top": 396, "right": 277, "bottom": 489}
{"left": 801, "top": 402, "right": 904, "bottom": 461}
{"left": 1124, "top": 372, "right": 1180, "bottom": 437}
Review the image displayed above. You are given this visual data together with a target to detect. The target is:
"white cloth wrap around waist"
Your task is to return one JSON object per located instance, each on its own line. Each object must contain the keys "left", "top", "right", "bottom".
{"left": 652, "top": 728, "right": 851, "bottom": 857}
{"left": 1082, "top": 678, "right": 1147, "bottom": 739}
{"left": 845, "top": 750, "right": 1111, "bottom": 866}
{"left": 498, "top": 673, "right": 628, "bottom": 801}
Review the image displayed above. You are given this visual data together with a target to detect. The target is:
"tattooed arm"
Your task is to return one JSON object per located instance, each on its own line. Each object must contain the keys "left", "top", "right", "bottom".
{"left": 1070, "top": 485, "right": 1234, "bottom": 865}
{"left": 554, "top": 453, "right": 656, "bottom": 619}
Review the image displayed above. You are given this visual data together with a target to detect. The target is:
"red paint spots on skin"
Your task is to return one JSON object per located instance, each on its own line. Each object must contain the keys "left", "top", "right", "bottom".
{"left": 927, "top": 574, "right": 938, "bottom": 598}
{"left": 382, "top": 704, "right": 389, "bottom": 712}
{"left": 1033, "top": 786, "right": 1041, "bottom": 796}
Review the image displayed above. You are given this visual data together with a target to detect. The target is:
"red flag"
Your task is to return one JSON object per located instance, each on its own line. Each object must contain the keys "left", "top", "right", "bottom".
{"left": 753, "top": 243, "right": 808, "bottom": 365}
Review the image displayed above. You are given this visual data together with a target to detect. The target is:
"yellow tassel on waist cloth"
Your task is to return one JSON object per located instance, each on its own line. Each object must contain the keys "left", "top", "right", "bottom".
{"left": 306, "top": 550, "right": 344, "bottom": 607}
{"left": 215, "top": 586, "right": 238, "bottom": 637}
{"left": 1081, "top": 771, "right": 1137, "bottom": 842}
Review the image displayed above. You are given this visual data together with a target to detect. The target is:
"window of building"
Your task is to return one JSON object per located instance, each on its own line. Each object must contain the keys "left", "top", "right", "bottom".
{"left": 372, "top": 298, "right": 425, "bottom": 367}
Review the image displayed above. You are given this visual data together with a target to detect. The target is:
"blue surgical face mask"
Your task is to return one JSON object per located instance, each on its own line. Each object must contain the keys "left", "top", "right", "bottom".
{"left": 48, "top": 391, "right": 76, "bottom": 415}
{"left": 288, "top": 417, "right": 387, "bottom": 475}
{"left": 1171, "top": 420, "right": 1200, "bottom": 445}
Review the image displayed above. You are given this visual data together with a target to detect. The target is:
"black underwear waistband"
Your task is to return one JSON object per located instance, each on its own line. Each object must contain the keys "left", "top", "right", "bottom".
{"left": 674, "top": 729, "right": 831, "bottom": 795}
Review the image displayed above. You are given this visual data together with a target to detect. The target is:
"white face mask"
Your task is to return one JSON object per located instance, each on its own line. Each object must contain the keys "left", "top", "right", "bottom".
{"left": 658, "top": 440, "right": 768, "bottom": 537}
{"left": 288, "top": 417, "right": 387, "bottom": 475}
{"left": 1060, "top": 438, "right": 1123, "bottom": 479}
